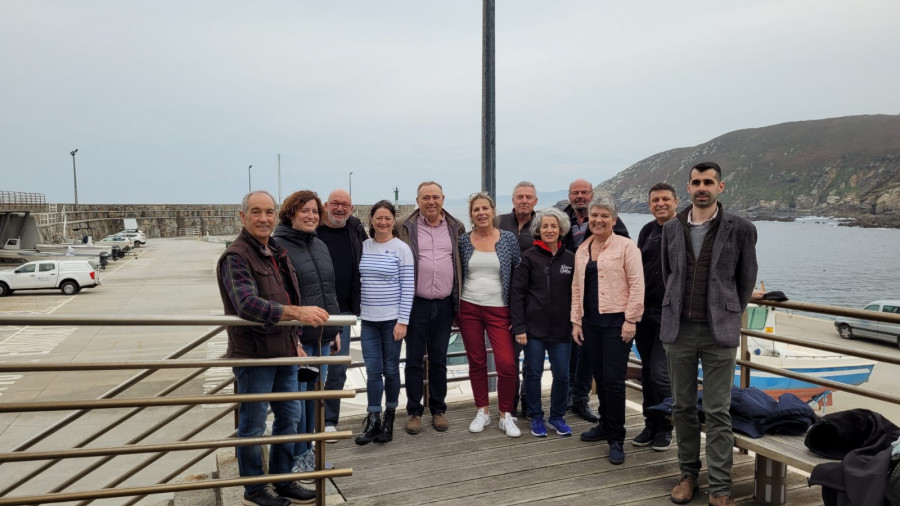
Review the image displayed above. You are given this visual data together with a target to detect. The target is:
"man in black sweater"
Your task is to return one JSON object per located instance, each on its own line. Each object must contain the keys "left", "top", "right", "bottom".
{"left": 633, "top": 183, "right": 678, "bottom": 451}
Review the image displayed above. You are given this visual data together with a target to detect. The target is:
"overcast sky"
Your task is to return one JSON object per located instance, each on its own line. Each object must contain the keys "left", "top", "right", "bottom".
{"left": 2, "top": 1, "right": 899, "bottom": 206}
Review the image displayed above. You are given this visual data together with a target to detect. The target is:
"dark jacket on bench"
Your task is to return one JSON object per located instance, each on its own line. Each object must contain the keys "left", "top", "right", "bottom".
{"left": 805, "top": 408, "right": 900, "bottom": 506}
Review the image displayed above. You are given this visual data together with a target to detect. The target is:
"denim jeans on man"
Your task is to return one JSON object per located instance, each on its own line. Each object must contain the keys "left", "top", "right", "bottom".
{"left": 405, "top": 296, "right": 453, "bottom": 416}
{"left": 234, "top": 365, "right": 300, "bottom": 495}
{"left": 582, "top": 321, "right": 632, "bottom": 443}
{"left": 295, "top": 341, "right": 331, "bottom": 455}
{"left": 524, "top": 339, "right": 571, "bottom": 420}
{"left": 324, "top": 312, "right": 353, "bottom": 426}
{"left": 664, "top": 319, "right": 737, "bottom": 497}
{"left": 360, "top": 319, "right": 403, "bottom": 412}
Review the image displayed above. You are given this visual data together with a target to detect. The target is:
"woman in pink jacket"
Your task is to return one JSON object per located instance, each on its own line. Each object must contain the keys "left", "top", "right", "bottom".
{"left": 571, "top": 195, "right": 644, "bottom": 465}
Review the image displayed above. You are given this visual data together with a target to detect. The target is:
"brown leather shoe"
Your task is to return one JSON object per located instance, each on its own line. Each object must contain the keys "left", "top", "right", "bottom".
{"left": 708, "top": 494, "right": 736, "bottom": 506}
{"left": 405, "top": 415, "right": 421, "bottom": 435}
{"left": 432, "top": 413, "right": 449, "bottom": 431}
{"left": 670, "top": 474, "right": 699, "bottom": 504}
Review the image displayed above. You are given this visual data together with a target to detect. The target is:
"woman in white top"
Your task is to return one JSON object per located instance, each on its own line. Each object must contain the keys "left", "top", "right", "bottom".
{"left": 458, "top": 192, "right": 522, "bottom": 437}
{"left": 355, "top": 200, "right": 415, "bottom": 445}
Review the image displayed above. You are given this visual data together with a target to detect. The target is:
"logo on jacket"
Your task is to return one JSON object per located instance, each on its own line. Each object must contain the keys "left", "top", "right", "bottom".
{"left": 559, "top": 265, "right": 573, "bottom": 275}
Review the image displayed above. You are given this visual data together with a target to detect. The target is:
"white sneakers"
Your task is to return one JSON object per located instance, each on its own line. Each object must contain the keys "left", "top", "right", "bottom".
{"left": 468, "top": 409, "right": 491, "bottom": 433}
{"left": 324, "top": 425, "right": 338, "bottom": 444}
{"left": 499, "top": 413, "right": 521, "bottom": 438}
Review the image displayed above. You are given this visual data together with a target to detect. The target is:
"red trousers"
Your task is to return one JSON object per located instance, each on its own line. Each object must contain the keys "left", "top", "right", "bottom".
{"left": 458, "top": 299, "right": 517, "bottom": 414}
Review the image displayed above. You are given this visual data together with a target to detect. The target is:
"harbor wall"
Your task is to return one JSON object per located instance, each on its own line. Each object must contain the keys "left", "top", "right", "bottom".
{"left": 10, "top": 203, "right": 418, "bottom": 243}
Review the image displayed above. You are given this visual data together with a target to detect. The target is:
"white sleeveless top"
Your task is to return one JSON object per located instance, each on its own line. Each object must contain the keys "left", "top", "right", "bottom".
{"left": 461, "top": 250, "right": 504, "bottom": 307}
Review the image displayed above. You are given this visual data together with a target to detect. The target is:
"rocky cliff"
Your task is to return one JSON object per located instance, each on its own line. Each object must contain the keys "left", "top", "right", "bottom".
{"left": 596, "top": 114, "right": 900, "bottom": 227}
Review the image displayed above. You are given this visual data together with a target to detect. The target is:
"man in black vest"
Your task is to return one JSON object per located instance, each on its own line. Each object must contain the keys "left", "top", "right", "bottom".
{"left": 217, "top": 191, "right": 328, "bottom": 506}
{"left": 316, "top": 188, "right": 368, "bottom": 440}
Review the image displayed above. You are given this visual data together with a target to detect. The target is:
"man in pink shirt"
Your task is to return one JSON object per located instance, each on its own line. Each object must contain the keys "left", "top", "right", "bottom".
{"left": 396, "top": 181, "right": 465, "bottom": 434}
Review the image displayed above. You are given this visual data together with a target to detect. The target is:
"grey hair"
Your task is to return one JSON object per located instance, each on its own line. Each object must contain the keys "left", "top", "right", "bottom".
{"left": 587, "top": 194, "right": 618, "bottom": 219}
{"left": 529, "top": 207, "right": 570, "bottom": 238}
{"left": 513, "top": 181, "right": 536, "bottom": 193}
{"left": 241, "top": 190, "right": 277, "bottom": 213}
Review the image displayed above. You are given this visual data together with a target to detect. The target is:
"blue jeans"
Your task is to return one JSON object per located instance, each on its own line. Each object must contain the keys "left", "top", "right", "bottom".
{"left": 524, "top": 339, "right": 571, "bottom": 420}
{"left": 324, "top": 312, "right": 353, "bottom": 426}
{"left": 361, "top": 319, "right": 403, "bottom": 412}
{"left": 405, "top": 296, "right": 453, "bottom": 416}
{"left": 295, "top": 341, "right": 331, "bottom": 455}
{"left": 233, "top": 365, "right": 300, "bottom": 494}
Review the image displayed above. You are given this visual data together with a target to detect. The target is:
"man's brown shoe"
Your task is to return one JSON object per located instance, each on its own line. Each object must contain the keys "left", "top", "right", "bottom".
{"left": 708, "top": 494, "right": 736, "bottom": 506}
{"left": 432, "top": 413, "right": 449, "bottom": 431}
{"left": 405, "top": 415, "right": 421, "bottom": 435}
{"left": 670, "top": 474, "right": 699, "bottom": 504}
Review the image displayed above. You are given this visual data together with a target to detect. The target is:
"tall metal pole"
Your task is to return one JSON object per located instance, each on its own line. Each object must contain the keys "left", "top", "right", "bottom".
{"left": 277, "top": 154, "right": 282, "bottom": 203}
{"left": 70, "top": 149, "right": 79, "bottom": 207}
{"left": 248, "top": 165, "right": 252, "bottom": 192}
{"left": 482, "top": 0, "right": 496, "bottom": 201}
{"left": 349, "top": 171, "right": 353, "bottom": 197}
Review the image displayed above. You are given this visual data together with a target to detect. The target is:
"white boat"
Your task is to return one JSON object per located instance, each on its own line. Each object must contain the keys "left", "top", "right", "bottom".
{"left": 34, "top": 242, "right": 113, "bottom": 256}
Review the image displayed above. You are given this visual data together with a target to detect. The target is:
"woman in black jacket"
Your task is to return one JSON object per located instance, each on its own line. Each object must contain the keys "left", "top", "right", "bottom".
{"left": 273, "top": 190, "right": 340, "bottom": 473}
{"left": 510, "top": 207, "right": 575, "bottom": 438}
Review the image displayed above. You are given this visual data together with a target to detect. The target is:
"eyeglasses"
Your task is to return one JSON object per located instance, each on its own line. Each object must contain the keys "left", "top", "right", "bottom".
{"left": 329, "top": 202, "right": 352, "bottom": 210}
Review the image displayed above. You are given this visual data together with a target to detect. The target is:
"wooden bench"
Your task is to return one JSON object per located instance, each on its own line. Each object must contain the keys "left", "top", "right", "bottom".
{"left": 732, "top": 432, "right": 833, "bottom": 505}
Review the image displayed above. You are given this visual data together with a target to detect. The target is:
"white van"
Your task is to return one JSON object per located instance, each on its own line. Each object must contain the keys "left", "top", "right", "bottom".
{"left": 0, "top": 259, "right": 100, "bottom": 296}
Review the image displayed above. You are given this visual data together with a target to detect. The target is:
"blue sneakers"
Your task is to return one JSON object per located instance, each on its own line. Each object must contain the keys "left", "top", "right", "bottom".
{"left": 530, "top": 418, "right": 548, "bottom": 437}
{"left": 547, "top": 417, "right": 573, "bottom": 436}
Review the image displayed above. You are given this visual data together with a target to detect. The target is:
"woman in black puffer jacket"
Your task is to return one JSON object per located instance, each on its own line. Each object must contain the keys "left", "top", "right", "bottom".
{"left": 509, "top": 207, "right": 575, "bottom": 439}
{"left": 272, "top": 189, "right": 340, "bottom": 472}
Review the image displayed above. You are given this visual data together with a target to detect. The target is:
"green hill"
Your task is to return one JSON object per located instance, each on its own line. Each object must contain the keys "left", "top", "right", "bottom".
{"left": 597, "top": 114, "right": 900, "bottom": 227}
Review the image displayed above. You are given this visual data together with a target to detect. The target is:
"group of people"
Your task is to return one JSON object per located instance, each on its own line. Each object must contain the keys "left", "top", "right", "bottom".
{"left": 217, "top": 161, "right": 759, "bottom": 506}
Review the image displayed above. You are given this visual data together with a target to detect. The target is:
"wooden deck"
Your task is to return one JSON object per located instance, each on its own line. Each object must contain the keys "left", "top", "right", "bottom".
{"left": 325, "top": 391, "right": 824, "bottom": 505}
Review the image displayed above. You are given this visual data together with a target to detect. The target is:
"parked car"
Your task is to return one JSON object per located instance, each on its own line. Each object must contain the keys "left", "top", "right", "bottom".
{"left": 99, "top": 235, "right": 133, "bottom": 250}
{"left": 0, "top": 259, "right": 100, "bottom": 296}
{"left": 115, "top": 231, "right": 147, "bottom": 246}
{"left": 834, "top": 300, "right": 900, "bottom": 349}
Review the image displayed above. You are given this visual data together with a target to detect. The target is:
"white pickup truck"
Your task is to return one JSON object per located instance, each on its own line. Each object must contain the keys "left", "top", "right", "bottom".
{"left": 0, "top": 259, "right": 100, "bottom": 296}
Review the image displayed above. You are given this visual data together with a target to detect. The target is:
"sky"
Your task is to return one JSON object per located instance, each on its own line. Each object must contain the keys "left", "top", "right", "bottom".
{"left": 2, "top": 1, "right": 899, "bottom": 206}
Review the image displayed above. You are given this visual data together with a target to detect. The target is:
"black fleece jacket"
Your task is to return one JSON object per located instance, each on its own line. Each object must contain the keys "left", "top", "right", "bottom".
{"left": 509, "top": 241, "right": 575, "bottom": 343}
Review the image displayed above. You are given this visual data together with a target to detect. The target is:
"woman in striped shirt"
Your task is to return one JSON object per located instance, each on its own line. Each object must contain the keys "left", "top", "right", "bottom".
{"left": 355, "top": 200, "right": 415, "bottom": 446}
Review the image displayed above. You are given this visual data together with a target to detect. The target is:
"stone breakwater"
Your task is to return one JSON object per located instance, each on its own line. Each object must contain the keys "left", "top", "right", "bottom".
{"left": 34, "top": 204, "right": 243, "bottom": 242}
{"left": 24, "top": 203, "right": 418, "bottom": 242}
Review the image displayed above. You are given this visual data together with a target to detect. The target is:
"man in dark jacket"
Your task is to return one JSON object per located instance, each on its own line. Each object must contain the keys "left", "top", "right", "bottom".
{"left": 560, "top": 179, "right": 629, "bottom": 424}
{"left": 498, "top": 181, "right": 539, "bottom": 417}
{"left": 633, "top": 183, "right": 678, "bottom": 451}
{"left": 316, "top": 188, "right": 368, "bottom": 440}
{"left": 661, "top": 162, "right": 758, "bottom": 506}
{"left": 217, "top": 190, "right": 326, "bottom": 506}
{"left": 396, "top": 181, "right": 465, "bottom": 434}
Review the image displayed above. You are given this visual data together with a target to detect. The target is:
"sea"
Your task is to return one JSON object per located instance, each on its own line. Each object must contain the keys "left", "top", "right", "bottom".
{"left": 444, "top": 205, "right": 900, "bottom": 311}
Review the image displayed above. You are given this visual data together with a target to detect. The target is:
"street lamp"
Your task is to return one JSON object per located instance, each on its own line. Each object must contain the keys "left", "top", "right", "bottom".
{"left": 70, "top": 149, "right": 79, "bottom": 206}
{"left": 349, "top": 171, "right": 353, "bottom": 197}
{"left": 248, "top": 165, "right": 253, "bottom": 192}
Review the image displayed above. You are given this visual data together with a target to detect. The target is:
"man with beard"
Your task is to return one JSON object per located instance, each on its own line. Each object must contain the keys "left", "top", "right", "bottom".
{"left": 316, "top": 189, "right": 368, "bottom": 441}
{"left": 661, "top": 162, "right": 758, "bottom": 506}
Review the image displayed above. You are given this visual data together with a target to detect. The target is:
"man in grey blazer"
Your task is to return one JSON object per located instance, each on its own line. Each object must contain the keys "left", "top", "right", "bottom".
{"left": 660, "top": 161, "right": 758, "bottom": 506}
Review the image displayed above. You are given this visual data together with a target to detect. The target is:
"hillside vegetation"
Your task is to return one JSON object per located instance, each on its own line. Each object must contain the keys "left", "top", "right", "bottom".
{"left": 597, "top": 114, "right": 900, "bottom": 227}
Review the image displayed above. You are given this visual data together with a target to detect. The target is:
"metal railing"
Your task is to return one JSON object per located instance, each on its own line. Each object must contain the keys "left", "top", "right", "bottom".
{"left": 0, "top": 315, "right": 356, "bottom": 506}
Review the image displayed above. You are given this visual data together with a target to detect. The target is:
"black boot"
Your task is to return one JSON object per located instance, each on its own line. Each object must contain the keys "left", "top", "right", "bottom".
{"left": 355, "top": 412, "right": 383, "bottom": 446}
{"left": 376, "top": 409, "right": 395, "bottom": 443}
